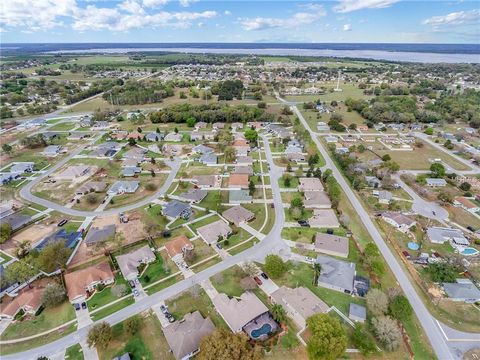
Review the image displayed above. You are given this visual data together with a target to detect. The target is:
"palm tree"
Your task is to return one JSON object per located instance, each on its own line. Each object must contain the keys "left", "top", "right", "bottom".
{"left": 271, "top": 304, "right": 286, "bottom": 324}
{"left": 313, "top": 263, "right": 322, "bottom": 286}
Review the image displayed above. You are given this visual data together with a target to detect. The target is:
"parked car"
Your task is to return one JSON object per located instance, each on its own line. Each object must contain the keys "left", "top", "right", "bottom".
{"left": 260, "top": 272, "right": 268, "bottom": 280}
{"left": 467, "top": 226, "right": 475, "bottom": 232}
{"left": 270, "top": 203, "right": 274, "bottom": 208}
{"left": 160, "top": 305, "right": 168, "bottom": 314}
{"left": 129, "top": 280, "right": 136, "bottom": 288}
{"left": 57, "top": 219, "right": 68, "bottom": 227}
{"left": 81, "top": 302, "right": 87, "bottom": 309}
{"left": 298, "top": 220, "right": 310, "bottom": 227}
{"left": 134, "top": 278, "right": 139, "bottom": 285}
{"left": 326, "top": 228, "right": 334, "bottom": 235}
{"left": 74, "top": 303, "right": 80, "bottom": 311}
{"left": 402, "top": 251, "right": 411, "bottom": 259}
{"left": 305, "top": 257, "right": 315, "bottom": 264}
{"left": 253, "top": 276, "right": 262, "bottom": 285}
{"left": 133, "top": 289, "right": 140, "bottom": 297}
{"left": 216, "top": 243, "right": 222, "bottom": 250}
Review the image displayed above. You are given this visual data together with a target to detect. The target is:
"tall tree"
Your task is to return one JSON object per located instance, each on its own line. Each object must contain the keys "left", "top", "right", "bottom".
{"left": 87, "top": 322, "right": 112, "bottom": 349}
{"left": 306, "top": 314, "right": 347, "bottom": 360}
{"left": 198, "top": 329, "right": 260, "bottom": 360}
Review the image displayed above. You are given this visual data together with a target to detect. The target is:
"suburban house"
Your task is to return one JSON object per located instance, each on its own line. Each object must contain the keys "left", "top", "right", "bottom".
{"left": 195, "top": 121, "right": 208, "bottom": 130}
{"left": 107, "top": 181, "right": 140, "bottom": 195}
{"left": 164, "top": 133, "right": 183, "bottom": 142}
{"left": 381, "top": 212, "right": 416, "bottom": 233}
{"left": 426, "top": 227, "right": 468, "bottom": 245}
{"left": 308, "top": 209, "right": 340, "bottom": 228}
{"left": 365, "top": 176, "right": 382, "bottom": 189}
{"left": 315, "top": 255, "right": 356, "bottom": 294}
{"left": 121, "top": 166, "right": 141, "bottom": 177}
{"left": 85, "top": 224, "right": 116, "bottom": 247}
{"left": 270, "top": 286, "right": 329, "bottom": 329}
{"left": 192, "top": 175, "right": 221, "bottom": 189}
{"left": 42, "top": 145, "right": 62, "bottom": 156}
{"left": 116, "top": 245, "right": 156, "bottom": 281}
{"left": 192, "top": 144, "right": 214, "bottom": 155}
{"left": 0, "top": 286, "right": 44, "bottom": 319}
{"left": 299, "top": 178, "right": 324, "bottom": 192}
{"left": 92, "top": 142, "right": 121, "bottom": 157}
{"left": 0, "top": 173, "right": 17, "bottom": 185}
{"left": 349, "top": 303, "right": 367, "bottom": 323}
{"left": 314, "top": 233, "right": 349, "bottom": 258}
{"left": 190, "top": 131, "right": 215, "bottom": 141}
{"left": 10, "top": 162, "right": 34, "bottom": 174}
{"left": 123, "top": 148, "right": 146, "bottom": 162}
{"left": 228, "top": 174, "right": 249, "bottom": 189}
{"left": 229, "top": 190, "right": 252, "bottom": 204}
{"left": 317, "top": 122, "right": 330, "bottom": 131}
{"left": 162, "top": 200, "right": 193, "bottom": 220}
{"left": 162, "top": 144, "right": 183, "bottom": 156}
{"left": 426, "top": 178, "right": 447, "bottom": 187}
{"left": 287, "top": 153, "right": 306, "bottom": 163}
{"left": 145, "top": 132, "right": 163, "bottom": 142}
{"left": 376, "top": 190, "right": 393, "bottom": 204}
{"left": 443, "top": 279, "right": 480, "bottom": 303}
{"left": 222, "top": 206, "right": 255, "bottom": 226}
{"left": 199, "top": 153, "right": 217, "bottom": 165}
{"left": 64, "top": 262, "right": 115, "bottom": 304}
{"left": 233, "top": 166, "right": 254, "bottom": 176}
{"left": 76, "top": 181, "right": 107, "bottom": 195}
{"left": 197, "top": 220, "right": 233, "bottom": 244}
{"left": 235, "top": 156, "right": 253, "bottom": 166}
{"left": 212, "top": 292, "right": 270, "bottom": 333}
{"left": 164, "top": 235, "right": 194, "bottom": 265}
{"left": 34, "top": 229, "right": 82, "bottom": 251}
{"left": 213, "top": 122, "right": 225, "bottom": 130}
{"left": 55, "top": 165, "right": 91, "bottom": 181}
{"left": 162, "top": 311, "right": 216, "bottom": 360}
{"left": 179, "top": 189, "right": 208, "bottom": 203}
{"left": 453, "top": 197, "right": 480, "bottom": 214}
{"left": 304, "top": 191, "right": 331, "bottom": 209}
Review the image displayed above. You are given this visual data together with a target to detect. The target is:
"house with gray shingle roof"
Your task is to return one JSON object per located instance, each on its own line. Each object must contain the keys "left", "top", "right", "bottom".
{"left": 199, "top": 153, "right": 217, "bottom": 165}
{"left": 443, "top": 279, "right": 480, "bottom": 303}
{"left": 107, "top": 181, "right": 139, "bottom": 195}
{"left": 162, "top": 200, "right": 193, "bottom": 220}
{"left": 179, "top": 189, "right": 208, "bottom": 203}
{"left": 316, "top": 255, "right": 356, "bottom": 294}
{"left": 85, "top": 224, "right": 116, "bottom": 247}
{"left": 229, "top": 190, "right": 252, "bottom": 204}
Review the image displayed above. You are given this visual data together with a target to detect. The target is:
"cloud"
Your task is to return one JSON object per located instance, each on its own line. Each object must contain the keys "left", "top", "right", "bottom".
{"left": 119, "top": 0, "right": 145, "bottom": 15}
{"left": 179, "top": 0, "right": 198, "bottom": 7}
{"left": 240, "top": 5, "right": 326, "bottom": 31}
{"left": 142, "top": 0, "right": 169, "bottom": 7}
{"left": 423, "top": 9, "right": 480, "bottom": 27}
{"left": 224, "top": 10, "right": 231, "bottom": 16}
{"left": 343, "top": 23, "right": 352, "bottom": 31}
{"left": 334, "top": 0, "right": 399, "bottom": 13}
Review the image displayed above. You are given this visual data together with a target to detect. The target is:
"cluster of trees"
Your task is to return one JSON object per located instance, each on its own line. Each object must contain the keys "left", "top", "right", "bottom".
{"left": 198, "top": 329, "right": 261, "bottom": 360}
{"left": 149, "top": 103, "right": 274, "bottom": 124}
{"left": 0, "top": 223, "right": 12, "bottom": 244}
{"left": 103, "top": 79, "right": 175, "bottom": 105}
{"left": 66, "top": 79, "right": 123, "bottom": 104}
{"left": 20, "top": 134, "right": 47, "bottom": 149}
{"left": 366, "top": 288, "right": 412, "bottom": 351}
{"left": 306, "top": 314, "right": 347, "bottom": 360}
{"left": 322, "top": 169, "right": 341, "bottom": 209}
{"left": 211, "top": 80, "right": 244, "bottom": 101}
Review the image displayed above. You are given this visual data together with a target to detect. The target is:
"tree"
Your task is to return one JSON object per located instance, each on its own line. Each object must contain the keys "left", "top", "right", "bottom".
{"left": 243, "top": 262, "right": 258, "bottom": 277}
{"left": 124, "top": 315, "right": 141, "bottom": 334}
{"left": 87, "top": 322, "right": 112, "bottom": 349}
{"left": 198, "top": 329, "right": 260, "bottom": 360}
{"left": 41, "top": 283, "right": 66, "bottom": 307}
{"left": 271, "top": 304, "right": 287, "bottom": 324}
{"left": 248, "top": 180, "right": 255, "bottom": 196}
{"left": 459, "top": 182, "right": 471, "bottom": 191}
{"left": 264, "top": 254, "right": 287, "bottom": 279}
{"left": 0, "top": 223, "right": 12, "bottom": 244}
{"left": 366, "top": 288, "right": 389, "bottom": 316}
{"left": 426, "top": 262, "right": 458, "bottom": 283}
{"left": 430, "top": 163, "right": 446, "bottom": 178}
{"left": 424, "top": 127, "right": 434, "bottom": 135}
{"left": 4, "top": 260, "right": 36, "bottom": 285}
{"left": 382, "top": 154, "right": 391, "bottom": 161}
{"left": 306, "top": 314, "right": 347, "bottom": 360}
{"left": 291, "top": 197, "right": 304, "bottom": 209}
{"left": 240, "top": 276, "right": 257, "bottom": 291}
{"left": 371, "top": 316, "right": 402, "bottom": 351}
{"left": 37, "top": 242, "right": 71, "bottom": 273}
{"left": 352, "top": 324, "right": 377, "bottom": 355}
{"left": 244, "top": 128, "right": 258, "bottom": 143}
{"left": 283, "top": 174, "right": 292, "bottom": 187}
{"left": 389, "top": 295, "right": 412, "bottom": 322}
{"left": 186, "top": 117, "right": 196, "bottom": 127}
{"left": 128, "top": 138, "right": 136, "bottom": 146}
{"left": 224, "top": 146, "right": 236, "bottom": 162}
{"left": 2, "top": 143, "right": 13, "bottom": 154}
{"left": 308, "top": 153, "right": 320, "bottom": 166}
{"left": 313, "top": 263, "right": 322, "bottom": 285}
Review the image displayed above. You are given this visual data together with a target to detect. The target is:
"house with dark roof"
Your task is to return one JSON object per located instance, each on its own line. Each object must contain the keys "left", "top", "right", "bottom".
{"left": 315, "top": 255, "right": 356, "bottom": 294}
{"left": 179, "top": 189, "right": 208, "bottom": 203}
{"left": 443, "top": 279, "right": 480, "bottom": 303}
{"left": 85, "top": 224, "right": 116, "bottom": 247}
{"left": 34, "top": 229, "right": 82, "bottom": 251}
{"left": 162, "top": 200, "right": 193, "bottom": 220}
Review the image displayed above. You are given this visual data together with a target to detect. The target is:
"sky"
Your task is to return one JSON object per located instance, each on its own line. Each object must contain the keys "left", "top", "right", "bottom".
{"left": 1, "top": 0, "right": 479, "bottom": 43}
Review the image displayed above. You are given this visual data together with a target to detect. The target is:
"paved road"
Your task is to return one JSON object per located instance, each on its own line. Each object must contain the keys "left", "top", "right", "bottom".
{"left": 18, "top": 147, "right": 182, "bottom": 217}
{"left": 2, "top": 135, "right": 290, "bottom": 360}
{"left": 289, "top": 104, "right": 478, "bottom": 360}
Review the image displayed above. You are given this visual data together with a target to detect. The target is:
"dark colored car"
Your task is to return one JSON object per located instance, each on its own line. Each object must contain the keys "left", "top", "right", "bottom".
{"left": 270, "top": 203, "right": 274, "bottom": 208}
{"left": 467, "top": 226, "right": 475, "bottom": 232}
{"left": 129, "top": 280, "right": 136, "bottom": 288}
{"left": 260, "top": 272, "right": 268, "bottom": 280}
{"left": 57, "top": 219, "right": 68, "bottom": 227}
{"left": 160, "top": 305, "right": 168, "bottom": 314}
{"left": 298, "top": 220, "right": 310, "bottom": 227}
{"left": 326, "top": 228, "right": 334, "bottom": 235}
{"left": 216, "top": 243, "right": 222, "bottom": 250}
{"left": 74, "top": 303, "right": 80, "bottom": 311}
{"left": 81, "top": 302, "right": 87, "bottom": 309}
{"left": 253, "top": 276, "right": 262, "bottom": 285}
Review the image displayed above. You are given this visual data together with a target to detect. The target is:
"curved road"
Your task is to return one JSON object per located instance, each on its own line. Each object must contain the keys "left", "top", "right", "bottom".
{"left": 2, "top": 135, "right": 289, "bottom": 360}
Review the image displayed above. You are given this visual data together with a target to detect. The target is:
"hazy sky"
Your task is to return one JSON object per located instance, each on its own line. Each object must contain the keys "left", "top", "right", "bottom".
{"left": 1, "top": 0, "right": 479, "bottom": 43}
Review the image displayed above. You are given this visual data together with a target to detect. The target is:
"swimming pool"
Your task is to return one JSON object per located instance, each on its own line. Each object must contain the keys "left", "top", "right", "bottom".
{"left": 408, "top": 242, "right": 420, "bottom": 251}
{"left": 461, "top": 247, "right": 479, "bottom": 256}
{"left": 250, "top": 324, "right": 272, "bottom": 339}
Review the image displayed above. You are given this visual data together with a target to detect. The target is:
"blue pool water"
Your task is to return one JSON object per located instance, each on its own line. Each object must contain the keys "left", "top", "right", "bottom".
{"left": 408, "top": 242, "right": 420, "bottom": 251}
{"left": 461, "top": 247, "right": 479, "bottom": 256}
{"left": 251, "top": 324, "right": 272, "bottom": 339}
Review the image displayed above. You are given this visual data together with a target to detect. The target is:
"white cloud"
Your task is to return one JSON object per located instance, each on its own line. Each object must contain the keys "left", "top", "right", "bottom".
{"left": 119, "top": 0, "right": 145, "bottom": 15}
{"left": 1, "top": 0, "right": 77, "bottom": 30}
{"left": 224, "top": 10, "right": 231, "bottom": 16}
{"left": 179, "top": 0, "right": 198, "bottom": 7}
{"left": 423, "top": 9, "right": 480, "bottom": 27}
{"left": 240, "top": 5, "right": 326, "bottom": 31}
{"left": 142, "top": 0, "right": 169, "bottom": 7}
{"left": 334, "top": 0, "right": 399, "bottom": 13}
{"left": 343, "top": 23, "right": 352, "bottom": 31}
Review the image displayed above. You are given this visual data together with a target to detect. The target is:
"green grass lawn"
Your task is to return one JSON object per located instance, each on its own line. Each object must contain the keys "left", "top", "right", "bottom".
{"left": 228, "top": 239, "right": 257, "bottom": 255}
{"left": 87, "top": 276, "right": 131, "bottom": 311}
{"left": 139, "top": 254, "right": 172, "bottom": 286}
{"left": 198, "top": 191, "right": 222, "bottom": 212}
{"left": 1, "top": 301, "right": 75, "bottom": 340}
{"left": 48, "top": 122, "right": 77, "bottom": 131}
{"left": 190, "top": 255, "right": 221, "bottom": 273}
{"left": 166, "top": 288, "right": 228, "bottom": 329}
{"left": 145, "top": 274, "right": 182, "bottom": 295}
{"left": 210, "top": 265, "right": 248, "bottom": 297}
{"left": 185, "top": 239, "right": 217, "bottom": 266}
{"left": 90, "top": 297, "right": 135, "bottom": 321}
{"left": 65, "top": 343, "right": 84, "bottom": 360}
{"left": 97, "top": 313, "right": 174, "bottom": 360}
{"left": 278, "top": 176, "right": 299, "bottom": 188}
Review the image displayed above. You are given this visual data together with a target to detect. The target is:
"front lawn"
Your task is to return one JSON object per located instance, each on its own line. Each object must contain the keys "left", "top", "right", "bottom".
{"left": 1, "top": 301, "right": 75, "bottom": 340}
{"left": 139, "top": 252, "right": 172, "bottom": 286}
{"left": 90, "top": 297, "right": 134, "bottom": 321}
{"left": 210, "top": 265, "right": 248, "bottom": 297}
{"left": 65, "top": 343, "right": 84, "bottom": 360}
{"left": 87, "top": 276, "right": 131, "bottom": 311}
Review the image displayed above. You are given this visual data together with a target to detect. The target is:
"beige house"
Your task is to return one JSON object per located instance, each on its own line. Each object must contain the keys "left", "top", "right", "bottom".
{"left": 304, "top": 191, "right": 331, "bottom": 209}
{"left": 55, "top": 165, "right": 92, "bottom": 181}
{"left": 116, "top": 245, "right": 156, "bottom": 281}
{"left": 270, "top": 286, "right": 329, "bottom": 329}
{"left": 308, "top": 209, "right": 340, "bottom": 228}
{"left": 162, "top": 311, "right": 215, "bottom": 360}
{"left": 299, "top": 178, "right": 324, "bottom": 192}
{"left": 314, "top": 233, "right": 349, "bottom": 258}
{"left": 222, "top": 206, "right": 255, "bottom": 226}
{"left": 197, "top": 220, "right": 232, "bottom": 245}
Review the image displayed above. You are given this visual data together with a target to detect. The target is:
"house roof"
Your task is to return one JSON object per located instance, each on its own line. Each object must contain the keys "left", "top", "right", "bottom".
{"left": 426, "top": 178, "right": 447, "bottom": 186}
{"left": 309, "top": 209, "right": 340, "bottom": 228}
{"left": 65, "top": 262, "right": 114, "bottom": 301}
{"left": 316, "top": 255, "right": 355, "bottom": 293}
{"left": 0, "top": 286, "right": 44, "bottom": 317}
{"left": 304, "top": 191, "right": 331, "bottom": 208}
{"left": 163, "top": 311, "right": 215, "bottom": 360}
{"left": 381, "top": 212, "right": 416, "bottom": 226}
{"left": 455, "top": 197, "right": 478, "bottom": 210}
{"left": 85, "top": 224, "right": 116, "bottom": 246}
{"left": 199, "top": 153, "right": 217, "bottom": 164}
{"left": 443, "top": 279, "right": 480, "bottom": 300}
{"left": 77, "top": 181, "right": 107, "bottom": 194}
{"left": 314, "top": 233, "right": 349, "bottom": 257}
{"left": 233, "top": 166, "right": 253, "bottom": 175}
{"left": 427, "top": 227, "right": 467, "bottom": 244}
{"left": 271, "top": 286, "right": 328, "bottom": 320}
{"left": 193, "top": 175, "right": 218, "bottom": 187}
{"left": 192, "top": 144, "right": 214, "bottom": 154}
{"left": 164, "top": 235, "right": 194, "bottom": 259}
{"left": 222, "top": 206, "right": 255, "bottom": 226}
{"left": 1, "top": 213, "right": 32, "bottom": 231}
{"left": 197, "top": 220, "right": 232, "bottom": 244}
{"left": 34, "top": 229, "right": 81, "bottom": 251}
{"left": 299, "top": 178, "right": 324, "bottom": 192}
{"left": 108, "top": 181, "right": 139, "bottom": 194}
{"left": 235, "top": 156, "right": 253, "bottom": 164}
{"left": 179, "top": 189, "right": 208, "bottom": 203}
{"left": 10, "top": 162, "right": 34, "bottom": 173}
{"left": 228, "top": 174, "right": 249, "bottom": 188}
{"left": 55, "top": 165, "right": 91, "bottom": 179}
{"left": 229, "top": 190, "right": 252, "bottom": 203}
{"left": 212, "top": 292, "right": 268, "bottom": 332}
{"left": 349, "top": 303, "right": 367, "bottom": 320}
{"left": 116, "top": 245, "right": 155, "bottom": 279}
{"left": 163, "top": 200, "right": 191, "bottom": 218}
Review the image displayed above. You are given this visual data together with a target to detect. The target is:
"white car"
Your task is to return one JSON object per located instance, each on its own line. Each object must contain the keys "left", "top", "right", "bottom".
{"left": 305, "top": 257, "right": 316, "bottom": 264}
